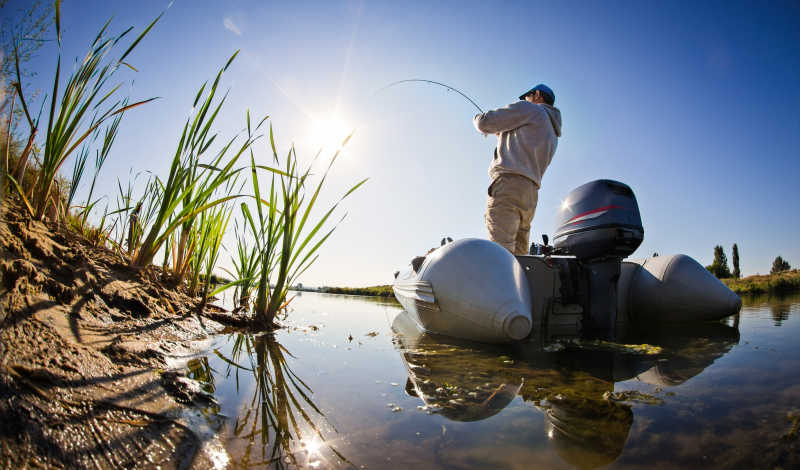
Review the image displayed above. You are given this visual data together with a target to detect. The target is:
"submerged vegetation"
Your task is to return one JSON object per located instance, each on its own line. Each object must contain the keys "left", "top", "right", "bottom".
{"left": 1, "top": 2, "right": 364, "bottom": 328}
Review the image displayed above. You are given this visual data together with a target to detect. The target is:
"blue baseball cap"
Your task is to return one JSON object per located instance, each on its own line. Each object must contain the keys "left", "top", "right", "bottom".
{"left": 519, "top": 84, "right": 555, "bottom": 105}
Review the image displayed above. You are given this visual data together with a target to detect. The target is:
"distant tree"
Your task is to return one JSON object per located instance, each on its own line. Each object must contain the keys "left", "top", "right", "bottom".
{"left": 652, "top": 252, "right": 659, "bottom": 257}
{"left": 732, "top": 243, "right": 740, "bottom": 279}
{"left": 707, "top": 245, "right": 732, "bottom": 278}
{"left": 771, "top": 256, "right": 791, "bottom": 274}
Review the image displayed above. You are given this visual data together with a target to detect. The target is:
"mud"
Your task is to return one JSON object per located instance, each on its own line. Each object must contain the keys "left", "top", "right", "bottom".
{"left": 0, "top": 200, "right": 242, "bottom": 469}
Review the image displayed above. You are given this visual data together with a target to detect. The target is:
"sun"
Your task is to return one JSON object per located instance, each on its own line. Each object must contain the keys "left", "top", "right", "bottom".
{"left": 309, "top": 114, "right": 351, "bottom": 152}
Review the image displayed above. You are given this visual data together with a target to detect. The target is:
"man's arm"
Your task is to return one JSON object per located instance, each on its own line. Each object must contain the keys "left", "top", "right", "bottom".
{"left": 473, "top": 101, "right": 532, "bottom": 135}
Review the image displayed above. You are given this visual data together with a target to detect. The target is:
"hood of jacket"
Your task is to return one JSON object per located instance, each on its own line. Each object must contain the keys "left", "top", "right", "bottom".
{"left": 541, "top": 104, "right": 562, "bottom": 137}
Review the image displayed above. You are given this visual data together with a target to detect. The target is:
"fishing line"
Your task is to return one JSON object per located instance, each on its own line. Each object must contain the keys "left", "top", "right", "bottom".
{"left": 377, "top": 79, "right": 485, "bottom": 114}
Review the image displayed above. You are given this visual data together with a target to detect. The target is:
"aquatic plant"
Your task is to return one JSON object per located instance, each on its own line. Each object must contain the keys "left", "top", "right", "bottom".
{"left": 110, "top": 171, "right": 161, "bottom": 258}
{"left": 5, "top": 1, "right": 161, "bottom": 221}
{"left": 66, "top": 106, "right": 124, "bottom": 243}
{"left": 243, "top": 132, "right": 367, "bottom": 328}
{"left": 224, "top": 219, "right": 260, "bottom": 310}
{"left": 66, "top": 143, "right": 90, "bottom": 211}
{"left": 130, "top": 52, "right": 260, "bottom": 272}
{"left": 186, "top": 202, "right": 233, "bottom": 300}
{"left": 80, "top": 106, "right": 125, "bottom": 229}
{"left": 4, "top": 2, "right": 365, "bottom": 315}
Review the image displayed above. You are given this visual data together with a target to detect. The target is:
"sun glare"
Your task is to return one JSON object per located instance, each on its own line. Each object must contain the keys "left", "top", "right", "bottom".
{"left": 301, "top": 436, "right": 323, "bottom": 456}
{"left": 310, "top": 114, "right": 351, "bottom": 152}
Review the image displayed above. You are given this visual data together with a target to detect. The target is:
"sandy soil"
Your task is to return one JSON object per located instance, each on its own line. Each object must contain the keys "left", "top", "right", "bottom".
{"left": 0, "top": 200, "right": 243, "bottom": 469}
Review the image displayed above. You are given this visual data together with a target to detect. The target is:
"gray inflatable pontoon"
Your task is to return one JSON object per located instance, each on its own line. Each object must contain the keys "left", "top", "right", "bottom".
{"left": 393, "top": 180, "right": 742, "bottom": 343}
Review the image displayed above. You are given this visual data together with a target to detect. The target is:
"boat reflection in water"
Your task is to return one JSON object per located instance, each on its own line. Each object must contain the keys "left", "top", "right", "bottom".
{"left": 391, "top": 311, "right": 740, "bottom": 469}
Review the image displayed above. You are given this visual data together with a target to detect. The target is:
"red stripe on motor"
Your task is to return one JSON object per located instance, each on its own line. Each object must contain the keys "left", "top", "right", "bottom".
{"left": 565, "top": 205, "right": 623, "bottom": 224}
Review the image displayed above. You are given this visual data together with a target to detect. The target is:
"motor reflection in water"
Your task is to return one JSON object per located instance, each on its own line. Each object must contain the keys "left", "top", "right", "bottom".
{"left": 391, "top": 311, "right": 740, "bottom": 470}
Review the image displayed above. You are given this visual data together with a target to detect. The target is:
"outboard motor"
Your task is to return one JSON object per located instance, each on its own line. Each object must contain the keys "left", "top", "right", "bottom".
{"left": 553, "top": 180, "right": 643, "bottom": 338}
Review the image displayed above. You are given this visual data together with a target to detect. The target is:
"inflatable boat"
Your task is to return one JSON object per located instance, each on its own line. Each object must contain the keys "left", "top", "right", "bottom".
{"left": 392, "top": 179, "right": 742, "bottom": 343}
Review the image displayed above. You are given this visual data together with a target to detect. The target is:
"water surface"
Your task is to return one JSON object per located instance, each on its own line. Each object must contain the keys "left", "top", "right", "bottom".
{"left": 189, "top": 292, "right": 800, "bottom": 469}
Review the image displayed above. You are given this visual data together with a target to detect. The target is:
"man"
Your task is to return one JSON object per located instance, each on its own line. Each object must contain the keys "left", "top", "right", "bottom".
{"left": 473, "top": 83, "right": 562, "bottom": 255}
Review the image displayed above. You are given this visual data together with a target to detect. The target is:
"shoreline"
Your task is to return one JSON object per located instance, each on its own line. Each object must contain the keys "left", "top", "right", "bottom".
{"left": 289, "top": 285, "right": 396, "bottom": 299}
{"left": 0, "top": 200, "right": 245, "bottom": 469}
{"left": 723, "top": 270, "right": 800, "bottom": 296}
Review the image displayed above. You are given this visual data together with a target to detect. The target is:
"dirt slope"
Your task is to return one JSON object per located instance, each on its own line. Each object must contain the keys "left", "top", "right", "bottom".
{"left": 0, "top": 200, "right": 240, "bottom": 469}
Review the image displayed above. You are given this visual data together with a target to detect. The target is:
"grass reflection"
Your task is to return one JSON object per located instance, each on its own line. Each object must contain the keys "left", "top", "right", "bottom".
{"left": 215, "top": 333, "right": 350, "bottom": 469}
{"left": 186, "top": 357, "right": 216, "bottom": 395}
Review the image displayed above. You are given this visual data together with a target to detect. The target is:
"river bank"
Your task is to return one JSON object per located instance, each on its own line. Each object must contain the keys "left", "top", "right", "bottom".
{"left": 0, "top": 200, "right": 244, "bottom": 469}
{"left": 317, "top": 285, "right": 394, "bottom": 297}
{"left": 723, "top": 270, "right": 800, "bottom": 296}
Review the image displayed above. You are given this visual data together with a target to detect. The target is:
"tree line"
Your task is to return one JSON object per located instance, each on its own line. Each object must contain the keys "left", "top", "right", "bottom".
{"left": 706, "top": 243, "right": 792, "bottom": 279}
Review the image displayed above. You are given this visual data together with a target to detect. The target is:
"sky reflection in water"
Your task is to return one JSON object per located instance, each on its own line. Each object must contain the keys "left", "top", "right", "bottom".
{"left": 188, "top": 292, "right": 800, "bottom": 469}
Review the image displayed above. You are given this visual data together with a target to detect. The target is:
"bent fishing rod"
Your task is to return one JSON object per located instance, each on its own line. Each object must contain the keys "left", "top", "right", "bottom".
{"left": 377, "top": 79, "right": 485, "bottom": 114}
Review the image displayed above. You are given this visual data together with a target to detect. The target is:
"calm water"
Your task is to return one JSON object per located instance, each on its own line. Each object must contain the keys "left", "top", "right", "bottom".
{"left": 187, "top": 292, "right": 800, "bottom": 469}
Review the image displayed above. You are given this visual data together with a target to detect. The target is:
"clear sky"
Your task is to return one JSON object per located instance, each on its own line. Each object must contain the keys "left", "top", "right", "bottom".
{"left": 3, "top": 0, "right": 799, "bottom": 286}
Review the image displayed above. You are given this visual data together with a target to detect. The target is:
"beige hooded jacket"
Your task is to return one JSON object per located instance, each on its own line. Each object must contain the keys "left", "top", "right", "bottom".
{"left": 473, "top": 101, "right": 562, "bottom": 188}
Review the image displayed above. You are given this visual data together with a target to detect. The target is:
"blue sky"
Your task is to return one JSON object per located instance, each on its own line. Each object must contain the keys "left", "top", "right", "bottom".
{"left": 3, "top": 0, "right": 799, "bottom": 286}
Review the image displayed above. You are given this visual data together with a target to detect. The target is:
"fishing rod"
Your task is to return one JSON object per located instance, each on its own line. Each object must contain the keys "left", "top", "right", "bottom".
{"left": 378, "top": 79, "right": 485, "bottom": 114}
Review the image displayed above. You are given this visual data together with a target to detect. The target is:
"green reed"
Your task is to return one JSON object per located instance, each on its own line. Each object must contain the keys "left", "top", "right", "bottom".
{"left": 131, "top": 52, "right": 261, "bottom": 271}
{"left": 6, "top": 1, "right": 160, "bottom": 220}
{"left": 187, "top": 202, "right": 233, "bottom": 300}
{"left": 242, "top": 130, "right": 367, "bottom": 328}
{"left": 110, "top": 172, "right": 161, "bottom": 258}
{"left": 224, "top": 219, "right": 261, "bottom": 311}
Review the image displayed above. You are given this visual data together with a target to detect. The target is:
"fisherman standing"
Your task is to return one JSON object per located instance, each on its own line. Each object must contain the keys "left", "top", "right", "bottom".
{"left": 473, "top": 84, "right": 562, "bottom": 255}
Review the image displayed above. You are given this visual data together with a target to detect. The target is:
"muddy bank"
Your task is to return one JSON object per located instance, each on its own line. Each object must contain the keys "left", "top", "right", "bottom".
{"left": 0, "top": 200, "right": 244, "bottom": 469}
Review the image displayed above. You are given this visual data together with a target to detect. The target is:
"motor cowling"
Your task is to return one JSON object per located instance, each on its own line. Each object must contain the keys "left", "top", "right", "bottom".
{"left": 553, "top": 180, "right": 643, "bottom": 260}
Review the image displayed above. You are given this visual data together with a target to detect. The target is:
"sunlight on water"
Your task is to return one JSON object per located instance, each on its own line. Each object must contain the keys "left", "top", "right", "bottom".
{"left": 187, "top": 292, "right": 800, "bottom": 469}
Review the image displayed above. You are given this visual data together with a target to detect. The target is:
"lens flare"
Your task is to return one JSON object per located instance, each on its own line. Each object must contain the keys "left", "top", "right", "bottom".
{"left": 310, "top": 114, "right": 350, "bottom": 151}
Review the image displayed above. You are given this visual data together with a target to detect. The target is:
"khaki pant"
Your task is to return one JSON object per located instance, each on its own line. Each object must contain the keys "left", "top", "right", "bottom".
{"left": 485, "top": 173, "right": 538, "bottom": 255}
